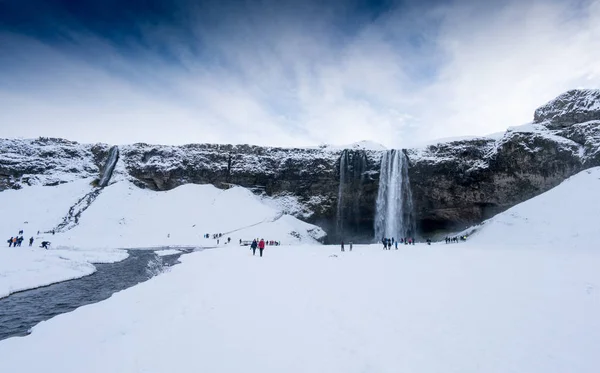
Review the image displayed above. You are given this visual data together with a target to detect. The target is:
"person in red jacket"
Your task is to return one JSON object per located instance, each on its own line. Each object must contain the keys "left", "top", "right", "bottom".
{"left": 258, "top": 239, "right": 265, "bottom": 257}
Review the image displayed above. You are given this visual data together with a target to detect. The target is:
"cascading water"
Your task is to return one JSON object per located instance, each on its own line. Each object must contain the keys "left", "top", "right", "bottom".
{"left": 98, "top": 145, "right": 119, "bottom": 188}
{"left": 374, "top": 149, "right": 415, "bottom": 241}
{"left": 336, "top": 150, "right": 348, "bottom": 237}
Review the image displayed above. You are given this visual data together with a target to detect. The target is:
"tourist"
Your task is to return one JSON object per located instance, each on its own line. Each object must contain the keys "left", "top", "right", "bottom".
{"left": 251, "top": 239, "right": 258, "bottom": 255}
{"left": 29, "top": 237, "right": 34, "bottom": 247}
{"left": 40, "top": 241, "right": 50, "bottom": 249}
{"left": 259, "top": 239, "right": 265, "bottom": 257}
{"left": 341, "top": 241, "right": 345, "bottom": 252}
{"left": 7, "top": 237, "right": 13, "bottom": 247}
{"left": 349, "top": 242, "right": 353, "bottom": 251}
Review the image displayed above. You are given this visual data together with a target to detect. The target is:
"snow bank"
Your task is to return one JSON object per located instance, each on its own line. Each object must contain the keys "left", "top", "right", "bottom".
{"left": 0, "top": 244, "right": 598, "bottom": 372}
{"left": 155, "top": 249, "right": 182, "bottom": 257}
{"left": 468, "top": 167, "right": 600, "bottom": 247}
{"left": 0, "top": 248, "right": 128, "bottom": 299}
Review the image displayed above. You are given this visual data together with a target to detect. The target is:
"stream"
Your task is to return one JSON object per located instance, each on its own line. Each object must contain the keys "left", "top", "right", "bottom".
{"left": 0, "top": 249, "right": 189, "bottom": 341}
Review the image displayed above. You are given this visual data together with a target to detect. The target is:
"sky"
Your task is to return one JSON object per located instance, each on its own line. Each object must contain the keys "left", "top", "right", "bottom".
{"left": 0, "top": 0, "right": 599, "bottom": 148}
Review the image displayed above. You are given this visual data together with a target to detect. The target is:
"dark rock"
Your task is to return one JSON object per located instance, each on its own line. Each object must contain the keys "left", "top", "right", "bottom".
{"left": 534, "top": 89, "right": 600, "bottom": 129}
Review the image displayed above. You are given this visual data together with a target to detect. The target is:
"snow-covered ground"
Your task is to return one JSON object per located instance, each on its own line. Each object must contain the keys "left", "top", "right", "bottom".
{"left": 0, "top": 177, "right": 325, "bottom": 296}
{"left": 1, "top": 167, "right": 599, "bottom": 371}
{"left": 0, "top": 243, "right": 597, "bottom": 372}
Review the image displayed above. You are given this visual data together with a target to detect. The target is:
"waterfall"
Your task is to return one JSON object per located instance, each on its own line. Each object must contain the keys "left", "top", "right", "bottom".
{"left": 336, "top": 150, "right": 348, "bottom": 237}
{"left": 374, "top": 149, "right": 415, "bottom": 240}
{"left": 98, "top": 146, "right": 119, "bottom": 188}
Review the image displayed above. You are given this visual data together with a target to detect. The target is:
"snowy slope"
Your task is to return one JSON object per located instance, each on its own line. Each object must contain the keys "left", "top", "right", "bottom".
{"left": 56, "top": 181, "right": 325, "bottom": 249}
{"left": 468, "top": 167, "right": 600, "bottom": 247}
{"left": 0, "top": 178, "right": 324, "bottom": 296}
{"left": 0, "top": 177, "right": 96, "bottom": 236}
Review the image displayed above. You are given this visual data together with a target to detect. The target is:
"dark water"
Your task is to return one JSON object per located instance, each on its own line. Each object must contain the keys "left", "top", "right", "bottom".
{"left": 0, "top": 249, "right": 189, "bottom": 341}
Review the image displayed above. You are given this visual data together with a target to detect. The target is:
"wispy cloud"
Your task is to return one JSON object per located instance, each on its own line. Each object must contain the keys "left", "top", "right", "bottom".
{"left": 0, "top": 0, "right": 599, "bottom": 147}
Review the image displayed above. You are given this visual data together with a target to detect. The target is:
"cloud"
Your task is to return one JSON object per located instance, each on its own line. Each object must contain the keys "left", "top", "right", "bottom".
{"left": 0, "top": 0, "right": 599, "bottom": 148}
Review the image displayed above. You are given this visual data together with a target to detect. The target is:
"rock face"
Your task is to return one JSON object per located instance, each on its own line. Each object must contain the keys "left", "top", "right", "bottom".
{"left": 1, "top": 89, "right": 599, "bottom": 242}
{"left": 534, "top": 89, "right": 600, "bottom": 129}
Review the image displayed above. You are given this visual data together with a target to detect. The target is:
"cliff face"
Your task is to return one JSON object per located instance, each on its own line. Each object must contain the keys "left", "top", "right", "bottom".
{"left": 1, "top": 89, "right": 599, "bottom": 241}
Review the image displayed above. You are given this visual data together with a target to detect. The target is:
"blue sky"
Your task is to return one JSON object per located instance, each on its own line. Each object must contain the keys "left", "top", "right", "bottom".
{"left": 1, "top": 0, "right": 599, "bottom": 147}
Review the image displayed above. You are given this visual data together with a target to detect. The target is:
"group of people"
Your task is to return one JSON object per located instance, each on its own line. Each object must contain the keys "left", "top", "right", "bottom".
{"left": 6, "top": 229, "right": 51, "bottom": 249}
{"left": 381, "top": 237, "right": 415, "bottom": 250}
{"left": 445, "top": 236, "right": 467, "bottom": 243}
{"left": 340, "top": 241, "right": 353, "bottom": 252}
{"left": 249, "top": 239, "right": 267, "bottom": 257}
{"left": 7, "top": 236, "right": 32, "bottom": 247}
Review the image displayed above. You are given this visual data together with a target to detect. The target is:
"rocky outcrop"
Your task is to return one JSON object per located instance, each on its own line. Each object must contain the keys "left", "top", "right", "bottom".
{"left": 534, "top": 89, "right": 600, "bottom": 129}
{"left": 1, "top": 89, "right": 599, "bottom": 242}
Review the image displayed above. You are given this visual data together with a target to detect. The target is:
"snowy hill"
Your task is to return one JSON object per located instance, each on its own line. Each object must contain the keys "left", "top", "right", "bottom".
{"left": 0, "top": 180, "right": 325, "bottom": 250}
{"left": 467, "top": 167, "right": 600, "bottom": 247}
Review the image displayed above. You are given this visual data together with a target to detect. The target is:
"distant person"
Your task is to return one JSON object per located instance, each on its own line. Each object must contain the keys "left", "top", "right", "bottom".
{"left": 29, "top": 237, "right": 34, "bottom": 247}
{"left": 395, "top": 241, "right": 398, "bottom": 250}
{"left": 349, "top": 242, "right": 353, "bottom": 251}
{"left": 19, "top": 229, "right": 23, "bottom": 235}
{"left": 40, "top": 241, "right": 50, "bottom": 249}
{"left": 341, "top": 241, "right": 345, "bottom": 252}
{"left": 8, "top": 237, "right": 13, "bottom": 247}
{"left": 239, "top": 238, "right": 242, "bottom": 245}
{"left": 52, "top": 230, "right": 55, "bottom": 235}
{"left": 426, "top": 238, "right": 431, "bottom": 245}
{"left": 251, "top": 239, "right": 258, "bottom": 255}
{"left": 259, "top": 239, "right": 265, "bottom": 257}
{"left": 37, "top": 230, "right": 40, "bottom": 235}
{"left": 228, "top": 237, "right": 231, "bottom": 243}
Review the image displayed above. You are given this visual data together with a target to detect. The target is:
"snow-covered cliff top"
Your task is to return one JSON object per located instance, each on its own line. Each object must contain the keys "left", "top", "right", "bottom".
{"left": 534, "top": 89, "right": 600, "bottom": 128}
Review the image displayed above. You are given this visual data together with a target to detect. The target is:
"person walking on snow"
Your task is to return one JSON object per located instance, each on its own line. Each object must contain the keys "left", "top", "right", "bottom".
{"left": 349, "top": 242, "right": 353, "bottom": 251}
{"left": 341, "top": 241, "right": 345, "bottom": 252}
{"left": 258, "top": 239, "right": 265, "bottom": 257}
{"left": 8, "top": 237, "right": 13, "bottom": 247}
{"left": 29, "top": 237, "right": 34, "bottom": 247}
{"left": 251, "top": 239, "right": 258, "bottom": 256}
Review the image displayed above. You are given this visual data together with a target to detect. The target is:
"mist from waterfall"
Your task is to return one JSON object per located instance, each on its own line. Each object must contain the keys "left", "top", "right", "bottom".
{"left": 374, "top": 149, "right": 415, "bottom": 241}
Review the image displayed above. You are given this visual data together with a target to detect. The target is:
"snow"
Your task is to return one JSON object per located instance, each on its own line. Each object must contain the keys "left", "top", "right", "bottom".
{"left": 1, "top": 162, "right": 600, "bottom": 371}
{"left": 0, "top": 248, "right": 128, "bottom": 299}
{"left": 155, "top": 249, "right": 182, "bottom": 257}
{"left": 0, "top": 177, "right": 324, "bottom": 295}
{"left": 468, "top": 167, "right": 600, "bottom": 247}
{"left": 56, "top": 181, "right": 324, "bottom": 249}
{"left": 0, "top": 242, "right": 598, "bottom": 372}
{"left": 0, "top": 177, "right": 96, "bottom": 235}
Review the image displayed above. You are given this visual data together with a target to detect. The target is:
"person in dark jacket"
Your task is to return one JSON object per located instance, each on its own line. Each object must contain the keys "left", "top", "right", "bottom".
{"left": 258, "top": 239, "right": 265, "bottom": 257}
{"left": 251, "top": 239, "right": 258, "bottom": 255}
{"left": 341, "top": 241, "right": 345, "bottom": 252}
{"left": 29, "top": 237, "right": 34, "bottom": 247}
